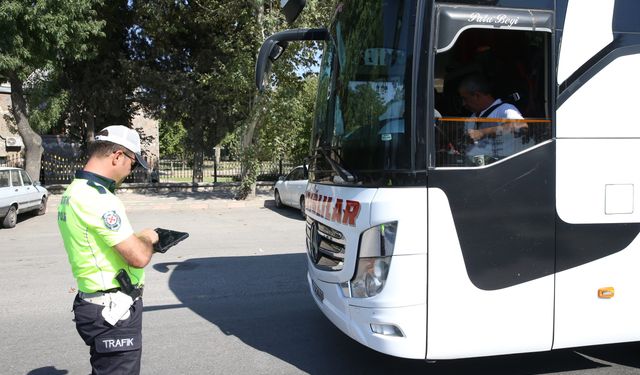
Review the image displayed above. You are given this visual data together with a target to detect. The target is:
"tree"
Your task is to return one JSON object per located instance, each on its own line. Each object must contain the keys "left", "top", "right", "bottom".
{"left": 258, "top": 75, "right": 317, "bottom": 163}
{"left": 235, "top": 0, "right": 333, "bottom": 199}
{"left": 158, "top": 120, "right": 188, "bottom": 158}
{"left": 59, "top": 0, "right": 139, "bottom": 145}
{"left": 131, "top": 0, "right": 257, "bottom": 183}
{"left": 129, "top": 0, "right": 331, "bottom": 189}
{"left": 0, "top": 0, "right": 105, "bottom": 179}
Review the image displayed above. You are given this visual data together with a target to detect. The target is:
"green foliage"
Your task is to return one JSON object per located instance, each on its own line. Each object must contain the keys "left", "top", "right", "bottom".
{"left": 159, "top": 120, "right": 188, "bottom": 158}
{"left": 24, "top": 71, "right": 70, "bottom": 133}
{"left": 0, "top": 0, "right": 334, "bottom": 185}
{"left": 0, "top": 0, "right": 106, "bottom": 179}
{"left": 259, "top": 75, "right": 318, "bottom": 162}
{"left": 0, "top": 0, "right": 105, "bottom": 79}
{"left": 132, "top": 0, "right": 260, "bottom": 155}
{"left": 343, "top": 83, "right": 386, "bottom": 132}
{"left": 219, "top": 127, "right": 242, "bottom": 161}
{"left": 59, "top": 1, "right": 140, "bottom": 135}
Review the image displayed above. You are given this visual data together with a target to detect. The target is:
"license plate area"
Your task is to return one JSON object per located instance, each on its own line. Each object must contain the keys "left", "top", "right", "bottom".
{"left": 311, "top": 279, "right": 324, "bottom": 302}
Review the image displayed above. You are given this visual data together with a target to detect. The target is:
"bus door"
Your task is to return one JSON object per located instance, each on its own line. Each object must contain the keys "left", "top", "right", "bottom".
{"left": 425, "top": 4, "right": 556, "bottom": 359}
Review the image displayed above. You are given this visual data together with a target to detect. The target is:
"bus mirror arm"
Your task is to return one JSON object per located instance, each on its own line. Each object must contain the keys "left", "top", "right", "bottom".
{"left": 255, "top": 28, "right": 329, "bottom": 91}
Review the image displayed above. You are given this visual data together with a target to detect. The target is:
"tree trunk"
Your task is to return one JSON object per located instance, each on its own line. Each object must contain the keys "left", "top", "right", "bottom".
{"left": 84, "top": 111, "right": 95, "bottom": 144}
{"left": 190, "top": 122, "right": 204, "bottom": 184}
{"left": 236, "top": 0, "right": 267, "bottom": 200}
{"left": 192, "top": 150, "right": 204, "bottom": 184}
{"left": 8, "top": 72, "right": 43, "bottom": 182}
{"left": 236, "top": 92, "right": 264, "bottom": 199}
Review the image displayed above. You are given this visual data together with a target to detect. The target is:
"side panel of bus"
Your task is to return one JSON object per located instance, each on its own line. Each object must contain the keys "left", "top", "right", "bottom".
{"left": 553, "top": 0, "right": 640, "bottom": 349}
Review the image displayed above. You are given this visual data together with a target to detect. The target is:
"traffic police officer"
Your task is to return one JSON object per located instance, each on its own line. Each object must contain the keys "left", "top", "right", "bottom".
{"left": 58, "top": 125, "right": 159, "bottom": 374}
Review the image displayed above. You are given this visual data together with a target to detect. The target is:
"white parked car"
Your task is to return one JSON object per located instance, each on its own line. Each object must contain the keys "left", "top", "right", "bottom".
{"left": 0, "top": 167, "right": 49, "bottom": 228}
{"left": 273, "top": 166, "right": 308, "bottom": 217}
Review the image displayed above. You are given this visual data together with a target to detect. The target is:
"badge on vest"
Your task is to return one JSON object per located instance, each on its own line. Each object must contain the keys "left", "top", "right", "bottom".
{"left": 102, "top": 211, "right": 122, "bottom": 231}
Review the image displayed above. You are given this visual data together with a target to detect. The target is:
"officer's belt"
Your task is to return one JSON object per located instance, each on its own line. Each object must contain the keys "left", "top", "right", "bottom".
{"left": 79, "top": 287, "right": 143, "bottom": 306}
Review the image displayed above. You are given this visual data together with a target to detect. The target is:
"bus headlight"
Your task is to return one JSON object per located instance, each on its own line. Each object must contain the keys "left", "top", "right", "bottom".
{"left": 351, "top": 257, "right": 391, "bottom": 298}
{"left": 350, "top": 222, "right": 397, "bottom": 298}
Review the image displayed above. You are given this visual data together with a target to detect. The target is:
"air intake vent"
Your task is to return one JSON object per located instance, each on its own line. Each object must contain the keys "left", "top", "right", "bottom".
{"left": 306, "top": 217, "right": 346, "bottom": 271}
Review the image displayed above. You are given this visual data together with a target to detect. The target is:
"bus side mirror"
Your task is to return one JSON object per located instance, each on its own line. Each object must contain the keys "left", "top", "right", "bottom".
{"left": 255, "top": 39, "right": 288, "bottom": 91}
{"left": 281, "top": 0, "right": 307, "bottom": 24}
{"left": 255, "top": 28, "right": 329, "bottom": 92}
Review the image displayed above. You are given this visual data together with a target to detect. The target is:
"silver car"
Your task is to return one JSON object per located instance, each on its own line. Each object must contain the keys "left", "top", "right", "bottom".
{"left": 0, "top": 167, "right": 49, "bottom": 228}
{"left": 273, "top": 166, "right": 308, "bottom": 218}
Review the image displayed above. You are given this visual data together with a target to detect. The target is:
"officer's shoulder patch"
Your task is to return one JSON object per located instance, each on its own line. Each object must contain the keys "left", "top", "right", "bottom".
{"left": 102, "top": 211, "right": 122, "bottom": 231}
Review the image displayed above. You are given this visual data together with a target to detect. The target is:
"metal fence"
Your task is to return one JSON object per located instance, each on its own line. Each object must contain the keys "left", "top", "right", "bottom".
{"left": 34, "top": 152, "right": 297, "bottom": 185}
{"left": 156, "top": 158, "right": 296, "bottom": 183}
{"left": 40, "top": 153, "right": 150, "bottom": 185}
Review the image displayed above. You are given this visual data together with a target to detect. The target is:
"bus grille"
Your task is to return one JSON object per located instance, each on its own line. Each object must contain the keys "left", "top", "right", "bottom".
{"left": 306, "top": 217, "right": 346, "bottom": 271}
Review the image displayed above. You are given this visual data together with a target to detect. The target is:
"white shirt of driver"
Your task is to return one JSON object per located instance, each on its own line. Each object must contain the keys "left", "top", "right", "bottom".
{"left": 475, "top": 99, "right": 523, "bottom": 120}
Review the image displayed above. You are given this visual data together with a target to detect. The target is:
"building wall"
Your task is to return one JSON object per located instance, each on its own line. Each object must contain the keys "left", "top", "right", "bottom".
{"left": 132, "top": 109, "right": 160, "bottom": 169}
{"left": 1, "top": 83, "right": 159, "bottom": 166}
{"left": 0, "top": 84, "right": 23, "bottom": 158}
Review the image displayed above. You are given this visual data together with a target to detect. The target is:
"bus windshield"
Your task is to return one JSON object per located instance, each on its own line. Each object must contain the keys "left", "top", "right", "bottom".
{"left": 310, "top": 0, "right": 416, "bottom": 186}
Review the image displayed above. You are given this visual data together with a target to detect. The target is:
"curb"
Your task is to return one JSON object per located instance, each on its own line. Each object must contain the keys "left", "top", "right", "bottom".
{"left": 45, "top": 181, "right": 275, "bottom": 195}
{"left": 46, "top": 192, "right": 275, "bottom": 211}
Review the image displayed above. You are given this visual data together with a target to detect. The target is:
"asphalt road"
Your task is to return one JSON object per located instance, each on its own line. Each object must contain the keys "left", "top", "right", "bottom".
{"left": 2, "top": 193, "right": 640, "bottom": 375}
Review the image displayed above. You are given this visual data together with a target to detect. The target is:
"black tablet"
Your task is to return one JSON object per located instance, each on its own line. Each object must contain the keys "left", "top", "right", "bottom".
{"left": 153, "top": 228, "right": 189, "bottom": 253}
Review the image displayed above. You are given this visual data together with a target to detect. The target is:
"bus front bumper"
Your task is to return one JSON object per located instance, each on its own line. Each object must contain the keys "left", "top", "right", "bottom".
{"left": 307, "top": 272, "right": 426, "bottom": 359}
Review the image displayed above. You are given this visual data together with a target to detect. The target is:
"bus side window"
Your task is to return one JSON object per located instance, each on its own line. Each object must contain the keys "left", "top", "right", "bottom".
{"left": 433, "top": 28, "right": 552, "bottom": 168}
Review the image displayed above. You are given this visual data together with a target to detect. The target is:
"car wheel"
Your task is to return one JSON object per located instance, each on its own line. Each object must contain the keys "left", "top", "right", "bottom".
{"left": 300, "top": 196, "right": 306, "bottom": 219}
{"left": 3, "top": 206, "right": 17, "bottom": 229}
{"left": 37, "top": 196, "right": 48, "bottom": 216}
{"left": 274, "top": 190, "right": 283, "bottom": 208}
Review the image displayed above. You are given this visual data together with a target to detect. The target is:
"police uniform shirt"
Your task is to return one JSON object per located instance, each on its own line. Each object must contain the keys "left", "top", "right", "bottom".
{"left": 58, "top": 170, "right": 144, "bottom": 293}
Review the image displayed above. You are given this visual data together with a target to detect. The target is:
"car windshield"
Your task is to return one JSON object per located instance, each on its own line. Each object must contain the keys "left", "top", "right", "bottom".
{"left": 310, "top": 0, "right": 416, "bottom": 187}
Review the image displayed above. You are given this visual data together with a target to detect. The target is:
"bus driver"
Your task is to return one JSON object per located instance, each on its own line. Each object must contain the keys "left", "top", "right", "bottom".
{"left": 458, "top": 74, "right": 529, "bottom": 161}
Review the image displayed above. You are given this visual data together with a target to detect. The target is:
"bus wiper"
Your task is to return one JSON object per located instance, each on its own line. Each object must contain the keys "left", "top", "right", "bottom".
{"left": 317, "top": 147, "right": 356, "bottom": 183}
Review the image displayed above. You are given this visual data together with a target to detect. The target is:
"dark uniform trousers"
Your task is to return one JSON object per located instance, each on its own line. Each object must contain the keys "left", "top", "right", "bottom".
{"left": 73, "top": 294, "right": 143, "bottom": 375}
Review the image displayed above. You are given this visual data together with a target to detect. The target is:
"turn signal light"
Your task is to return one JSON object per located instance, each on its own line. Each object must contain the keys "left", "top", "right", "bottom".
{"left": 598, "top": 287, "right": 614, "bottom": 299}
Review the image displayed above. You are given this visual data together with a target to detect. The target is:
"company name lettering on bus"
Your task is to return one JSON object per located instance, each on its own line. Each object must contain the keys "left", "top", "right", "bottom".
{"left": 467, "top": 13, "right": 519, "bottom": 27}
{"left": 305, "top": 192, "right": 361, "bottom": 226}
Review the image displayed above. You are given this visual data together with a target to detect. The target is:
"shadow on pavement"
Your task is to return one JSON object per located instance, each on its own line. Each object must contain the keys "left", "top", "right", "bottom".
{"left": 263, "top": 200, "right": 306, "bottom": 221}
{"left": 0, "top": 211, "right": 43, "bottom": 230}
{"left": 138, "top": 189, "right": 272, "bottom": 201}
{"left": 150, "top": 254, "right": 640, "bottom": 374}
{"left": 26, "top": 366, "right": 69, "bottom": 375}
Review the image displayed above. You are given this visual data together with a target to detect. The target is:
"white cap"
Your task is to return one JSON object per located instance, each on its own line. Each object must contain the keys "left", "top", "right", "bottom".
{"left": 95, "top": 125, "right": 149, "bottom": 169}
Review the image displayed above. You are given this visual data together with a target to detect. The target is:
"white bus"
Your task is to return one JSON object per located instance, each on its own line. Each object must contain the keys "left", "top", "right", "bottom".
{"left": 256, "top": 0, "right": 640, "bottom": 360}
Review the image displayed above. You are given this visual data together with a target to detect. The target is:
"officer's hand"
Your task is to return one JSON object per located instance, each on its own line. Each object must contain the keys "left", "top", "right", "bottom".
{"left": 139, "top": 228, "right": 160, "bottom": 245}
